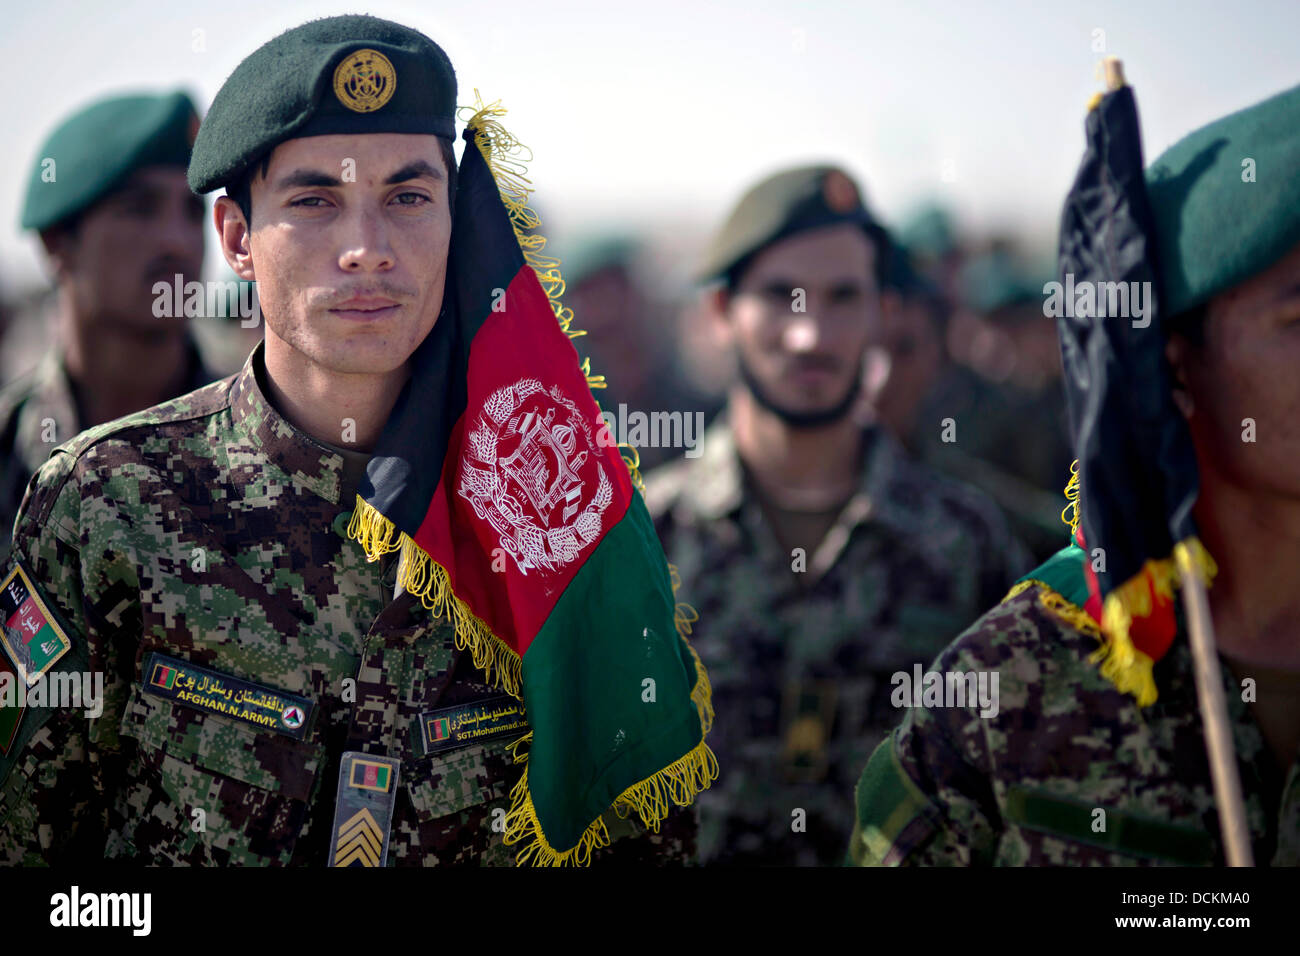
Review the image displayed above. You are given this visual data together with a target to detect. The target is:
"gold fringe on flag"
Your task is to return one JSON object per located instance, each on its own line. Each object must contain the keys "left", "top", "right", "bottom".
{"left": 1010, "top": 462, "right": 1220, "bottom": 706}
{"left": 1089, "top": 536, "right": 1216, "bottom": 706}
{"left": 495, "top": 562, "right": 715, "bottom": 866}
{"left": 346, "top": 91, "right": 716, "bottom": 865}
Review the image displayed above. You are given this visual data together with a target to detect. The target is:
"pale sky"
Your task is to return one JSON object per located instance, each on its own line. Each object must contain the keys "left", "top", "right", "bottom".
{"left": 2, "top": 0, "right": 1297, "bottom": 293}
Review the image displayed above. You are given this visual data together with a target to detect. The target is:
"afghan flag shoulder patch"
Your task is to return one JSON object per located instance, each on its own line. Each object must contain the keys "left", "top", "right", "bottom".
{"left": 1, "top": 560, "right": 73, "bottom": 689}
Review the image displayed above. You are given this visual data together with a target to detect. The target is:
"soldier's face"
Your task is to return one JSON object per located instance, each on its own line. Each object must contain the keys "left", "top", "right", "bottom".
{"left": 225, "top": 133, "right": 452, "bottom": 377}
{"left": 1171, "top": 240, "right": 1300, "bottom": 502}
{"left": 872, "top": 290, "right": 945, "bottom": 435}
{"left": 46, "top": 166, "right": 204, "bottom": 334}
{"left": 720, "top": 224, "right": 880, "bottom": 419}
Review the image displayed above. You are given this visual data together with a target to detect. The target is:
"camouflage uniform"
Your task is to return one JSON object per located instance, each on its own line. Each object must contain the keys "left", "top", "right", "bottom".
{"left": 849, "top": 581, "right": 1299, "bottom": 866}
{"left": 909, "top": 363, "right": 1072, "bottom": 563}
{"left": 644, "top": 417, "right": 1028, "bottom": 865}
{"left": 0, "top": 344, "right": 693, "bottom": 865}
{"left": 0, "top": 339, "right": 216, "bottom": 561}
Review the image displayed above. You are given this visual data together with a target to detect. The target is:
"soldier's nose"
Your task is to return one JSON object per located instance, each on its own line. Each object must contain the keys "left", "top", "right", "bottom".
{"left": 783, "top": 317, "right": 821, "bottom": 352}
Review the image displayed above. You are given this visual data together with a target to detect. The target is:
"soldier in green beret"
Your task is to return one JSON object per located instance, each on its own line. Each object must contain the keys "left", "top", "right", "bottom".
{"left": 0, "top": 91, "right": 217, "bottom": 560}
{"left": 561, "top": 232, "right": 721, "bottom": 471}
{"left": 849, "top": 79, "right": 1300, "bottom": 867}
{"left": 895, "top": 248, "right": 1073, "bottom": 562}
{"left": 643, "top": 164, "right": 1028, "bottom": 865}
{"left": 0, "top": 14, "right": 694, "bottom": 865}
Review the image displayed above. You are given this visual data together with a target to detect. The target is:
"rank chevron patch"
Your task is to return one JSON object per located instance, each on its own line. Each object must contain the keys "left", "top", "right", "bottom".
{"left": 334, "top": 808, "right": 384, "bottom": 867}
{"left": 327, "top": 751, "right": 400, "bottom": 867}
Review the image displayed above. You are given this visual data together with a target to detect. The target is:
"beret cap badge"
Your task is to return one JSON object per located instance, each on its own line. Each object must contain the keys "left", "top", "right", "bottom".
{"left": 333, "top": 48, "right": 397, "bottom": 113}
{"left": 822, "top": 169, "right": 860, "bottom": 214}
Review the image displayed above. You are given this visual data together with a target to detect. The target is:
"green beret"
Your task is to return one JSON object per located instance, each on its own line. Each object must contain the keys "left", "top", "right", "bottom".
{"left": 959, "top": 251, "right": 1046, "bottom": 315}
{"left": 562, "top": 234, "right": 640, "bottom": 288}
{"left": 21, "top": 90, "right": 198, "bottom": 231}
{"left": 699, "top": 165, "right": 889, "bottom": 283}
{"left": 898, "top": 203, "right": 956, "bottom": 261}
{"left": 189, "top": 14, "right": 457, "bottom": 195}
{"left": 1146, "top": 81, "right": 1300, "bottom": 316}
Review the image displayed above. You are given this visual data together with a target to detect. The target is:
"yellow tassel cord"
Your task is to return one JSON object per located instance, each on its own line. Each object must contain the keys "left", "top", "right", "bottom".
{"left": 1061, "top": 459, "right": 1081, "bottom": 536}
{"left": 344, "top": 92, "right": 717, "bottom": 864}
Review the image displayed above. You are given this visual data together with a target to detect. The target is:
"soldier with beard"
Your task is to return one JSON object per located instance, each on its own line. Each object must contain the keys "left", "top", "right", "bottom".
{"left": 644, "top": 165, "right": 1028, "bottom": 865}
{"left": 0, "top": 91, "right": 216, "bottom": 559}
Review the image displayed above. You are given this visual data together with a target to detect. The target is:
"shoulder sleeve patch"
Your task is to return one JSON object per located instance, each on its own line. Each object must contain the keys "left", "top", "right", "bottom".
{"left": 0, "top": 560, "right": 73, "bottom": 687}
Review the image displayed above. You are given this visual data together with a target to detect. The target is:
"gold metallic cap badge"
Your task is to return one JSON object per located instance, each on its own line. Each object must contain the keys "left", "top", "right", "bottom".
{"left": 333, "top": 49, "right": 397, "bottom": 113}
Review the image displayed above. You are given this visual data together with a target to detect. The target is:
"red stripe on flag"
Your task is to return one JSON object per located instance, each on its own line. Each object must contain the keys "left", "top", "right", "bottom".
{"left": 414, "top": 266, "right": 634, "bottom": 658}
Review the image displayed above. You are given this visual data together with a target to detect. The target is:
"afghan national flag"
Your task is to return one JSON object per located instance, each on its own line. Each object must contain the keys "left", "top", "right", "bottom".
{"left": 1053, "top": 74, "right": 1215, "bottom": 705}
{"left": 150, "top": 663, "right": 178, "bottom": 690}
{"left": 347, "top": 99, "right": 716, "bottom": 864}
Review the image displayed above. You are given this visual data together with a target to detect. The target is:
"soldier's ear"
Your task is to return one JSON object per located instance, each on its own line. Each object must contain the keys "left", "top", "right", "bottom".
{"left": 214, "top": 196, "right": 256, "bottom": 281}
{"left": 708, "top": 286, "right": 730, "bottom": 322}
{"left": 38, "top": 224, "right": 78, "bottom": 279}
{"left": 1165, "top": 333, "right": 1194, "bottom": 420}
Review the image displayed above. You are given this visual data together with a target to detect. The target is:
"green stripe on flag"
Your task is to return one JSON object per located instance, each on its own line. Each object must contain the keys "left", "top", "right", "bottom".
{"left": 521, "top": 492, "right": 704, "bottom": 852}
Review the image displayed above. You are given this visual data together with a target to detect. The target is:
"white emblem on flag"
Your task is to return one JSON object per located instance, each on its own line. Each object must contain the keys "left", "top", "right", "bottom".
{"left": 458, "top": 379, "right": 612, "bottom": 574}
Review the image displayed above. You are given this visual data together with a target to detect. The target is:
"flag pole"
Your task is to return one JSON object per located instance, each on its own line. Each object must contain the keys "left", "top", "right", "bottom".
{"left": 1175, "top": 545, "right": 1255, "bottom": 866}
{"left": 1101, "top": 55, "right": 1254, "bottom": 867}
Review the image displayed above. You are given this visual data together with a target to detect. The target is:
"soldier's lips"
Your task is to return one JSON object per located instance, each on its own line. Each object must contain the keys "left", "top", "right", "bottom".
{"left": 787, "top": 366, "right": 840, "bottom": 387}
{"left": 328, "top": 303, "right": 401, "bottom": 322}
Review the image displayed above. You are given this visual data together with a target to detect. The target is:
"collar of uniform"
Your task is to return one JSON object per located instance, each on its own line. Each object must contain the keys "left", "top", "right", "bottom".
{"left": 682, "top": 413, "right": 905, "bottom": 524}
{"left": 229, "top": 341, "right": 348, "bottom": 504}
{"left": 15, "top": 350, "right": 80, "bottom": 475}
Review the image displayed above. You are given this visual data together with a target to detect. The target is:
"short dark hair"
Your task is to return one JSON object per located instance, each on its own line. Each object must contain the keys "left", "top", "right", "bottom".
{"left": 225, "top": 137, "right": 458, "bottom": 228}
{"left": 1169, "top": 303, "right": 1208, "bottom": 347}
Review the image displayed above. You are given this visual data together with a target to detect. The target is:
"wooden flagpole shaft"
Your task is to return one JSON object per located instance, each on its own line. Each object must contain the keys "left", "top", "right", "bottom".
{"left": 1176, "top": 547, "right": 1255, "bottom": 866}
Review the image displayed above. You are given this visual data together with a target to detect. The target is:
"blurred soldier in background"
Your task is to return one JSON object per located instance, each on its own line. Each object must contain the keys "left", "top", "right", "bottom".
{"left": 875, "top": 243, "right": 1070, "bottom": 561}
{"left": 0, "top": 91, "right": 217, "bottom": 558}
{"left": 897, "top": 202, "right": 964, "bottom": 307}
{"left": 645, "top": 165, "right": 1028, "bottom": 866}
{"left": 561, "top": 233, "right": 720, "bottom": 470}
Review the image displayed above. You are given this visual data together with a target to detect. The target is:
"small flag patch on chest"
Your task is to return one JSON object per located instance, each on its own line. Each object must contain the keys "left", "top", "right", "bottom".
{"left": 349, "top": 758, "right": 393, "bottom": 792}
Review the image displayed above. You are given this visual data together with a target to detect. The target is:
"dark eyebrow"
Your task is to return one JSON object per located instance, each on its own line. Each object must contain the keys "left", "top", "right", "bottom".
{"left": 272, "top": 169, "right": 343, "bottom": 191}
{"left": 272, "top": 161, "right": 443, "bottom": 192}
{"left": 1274, "top": 281, "right": 1300, "bottom": 302}
{"left": 384, "top": 160, "right": 443, "bottom": 185}
{"left": 106, "top": 183, "right": 165, "bottom": 203}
